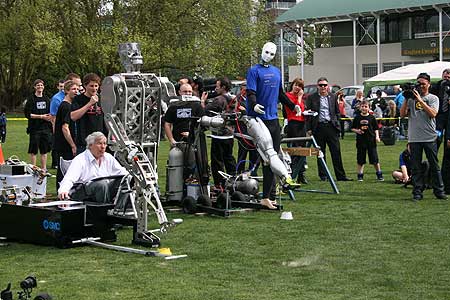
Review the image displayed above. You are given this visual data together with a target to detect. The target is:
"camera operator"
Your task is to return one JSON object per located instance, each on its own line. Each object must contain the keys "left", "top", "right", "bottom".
{"left": 430, "top": 68, "right": 450, "bottom": 149}
{"left": 400, "top": 72, "right": 447, "bottom": 201}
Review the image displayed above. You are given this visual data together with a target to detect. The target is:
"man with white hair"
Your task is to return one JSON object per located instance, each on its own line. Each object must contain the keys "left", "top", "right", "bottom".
{"left": 58, "top": 131, "right": 128, "bottom": 203}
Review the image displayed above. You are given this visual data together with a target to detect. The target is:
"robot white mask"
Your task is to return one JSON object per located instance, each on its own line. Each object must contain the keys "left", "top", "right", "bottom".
{"left": 261, "top": 42, "right": 277, "bottom": 64}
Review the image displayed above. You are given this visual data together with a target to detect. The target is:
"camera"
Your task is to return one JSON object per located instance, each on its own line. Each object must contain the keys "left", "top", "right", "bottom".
{"left": 0, "top": 276, "right": 51, "bottom": 300}
{"left": 441, "top": 80, "right": 450, "bottom": 96}
{"left": 402, "top": 82, "right": 421, "bottom": 99}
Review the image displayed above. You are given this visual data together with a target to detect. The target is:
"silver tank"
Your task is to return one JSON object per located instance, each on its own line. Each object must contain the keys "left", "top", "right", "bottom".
{"left": 165, "top": 147, "right": 184, "bottom": 202}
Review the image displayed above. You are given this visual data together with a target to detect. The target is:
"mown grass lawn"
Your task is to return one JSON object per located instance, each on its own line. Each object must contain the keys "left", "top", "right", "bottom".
{"left": 1, "top": 119, "right": 450, "bottom": 299}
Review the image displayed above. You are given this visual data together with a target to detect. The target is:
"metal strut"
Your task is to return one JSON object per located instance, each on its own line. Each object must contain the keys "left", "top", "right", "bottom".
{"left": 104, "top": 113, "right": 177, "bottom": 247}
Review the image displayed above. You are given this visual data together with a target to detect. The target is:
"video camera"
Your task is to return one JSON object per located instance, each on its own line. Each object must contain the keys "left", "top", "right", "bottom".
{"left": 0, "top": 276, "right": 51, "bottom": 300}
{"left": 402, "top": 82, "right": 421, "bottom": 99}
{"left": 441, "top": 80, "right": 450, "bottom": 96}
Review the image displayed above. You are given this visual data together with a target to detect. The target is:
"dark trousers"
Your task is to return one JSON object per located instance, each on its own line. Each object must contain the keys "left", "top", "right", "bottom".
{"left": 262, "top": 119, "right": 281, "bottom": 200}
{"left": 71, "top": 177, "right": 123, "bottom": 205}
{"left": 286, "top": 120, "right": 306, "bottom": 180}
{"left": 314, "top": 123, "right": 346, "bottom": 180}
{"left": 56, "top": 150, "right": 75, "bottom": 191}
{"left": 236, "top": 143, "right": 259, "bottom": 175}
{"left": 211, "top": 138, "right": 236, "bottom": 186}
{"left": 441, "top": 144, "right": 450, "bottom": 193}
{"left": 339, "top": 115, "right": 346, "bottom": 139}
{"left": 410, "top": 142, "right": 444, "bottom": 196}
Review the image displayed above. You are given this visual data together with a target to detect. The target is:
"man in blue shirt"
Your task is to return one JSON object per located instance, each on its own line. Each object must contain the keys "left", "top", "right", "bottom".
{"left": 246, "top": 42, "right": 300, "bottom": 209}
{"left": 49, "top": 73, "right": 81, "bottom": 169}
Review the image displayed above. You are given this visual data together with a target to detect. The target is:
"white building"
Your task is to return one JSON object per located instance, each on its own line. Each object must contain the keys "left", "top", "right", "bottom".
{"left": 276, "top": 0, "right": 450, "bottom": 86}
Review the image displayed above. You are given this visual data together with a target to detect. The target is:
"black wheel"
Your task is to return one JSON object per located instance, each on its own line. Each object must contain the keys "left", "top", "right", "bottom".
{"left": 216, "top": 193, "right": 231, "bottom": 209}
{"left": 34, "top": 293, "right": 52, "bottom": 300}
{"left": 197, "top": 194, "right": 212, "bottom": 207}
{"left": 182, "top": 196, "right": 197, "bottom": 214}
{"left": 231, "top": 191, "right": 246, "bottom": 202}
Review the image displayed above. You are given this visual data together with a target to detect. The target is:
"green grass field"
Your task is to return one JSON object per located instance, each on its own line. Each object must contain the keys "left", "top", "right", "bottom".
{"left": 1, "top": 120, "right": 450, "bottom": 299}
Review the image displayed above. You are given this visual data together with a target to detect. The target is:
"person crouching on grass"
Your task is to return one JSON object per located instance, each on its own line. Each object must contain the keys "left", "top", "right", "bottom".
{"left": 351, "top": 100, "right": 384, "bottom": 182}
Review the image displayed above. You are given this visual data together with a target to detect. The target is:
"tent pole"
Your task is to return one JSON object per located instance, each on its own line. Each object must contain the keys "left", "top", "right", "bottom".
{"left": 300, "top": 25, "right": 304, "bottom": 79}
{"left": 353, "top": 18, "right": 357, "bottom": 85}
{"left": 377, "top": 15, "right": 381, "bottom": 75}
{"left": 280, "top": 28, "right": 285, "bottom": 86}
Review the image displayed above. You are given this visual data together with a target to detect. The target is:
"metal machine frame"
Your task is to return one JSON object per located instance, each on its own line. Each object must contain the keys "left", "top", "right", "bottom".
{"left": 100, "top": 43, "right": 180, "bottom": 247}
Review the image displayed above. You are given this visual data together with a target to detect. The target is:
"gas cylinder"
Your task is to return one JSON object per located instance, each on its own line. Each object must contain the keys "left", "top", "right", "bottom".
{"left": 165, "top": 146, "right": 184, "bottom": 202}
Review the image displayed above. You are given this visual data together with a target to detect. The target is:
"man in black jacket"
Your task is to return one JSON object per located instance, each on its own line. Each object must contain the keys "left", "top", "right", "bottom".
{"left": 306, "top": 77, "right": 352, "bottom": 181}
{"left": 430, "top": 68, "right": 450, "bottom": 150}
{"left": 201, "top": 77, "right": 236, "bottom": 188}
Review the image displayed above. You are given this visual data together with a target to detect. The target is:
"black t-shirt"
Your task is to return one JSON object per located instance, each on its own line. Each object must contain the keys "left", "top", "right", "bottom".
{"left": 24, "top": 95, "right": 52, "bottom": 133}
{"left": 165, "top": 101, "right": 204, "bottom": 142}
{"left": 352, "top": 114, "right": 378, "bottom": 146}
{"left": 72, "top": 94, "right": 105, "bottom": 147}
{"left": 54, "top": 101, "right": 75, "bottom": 153}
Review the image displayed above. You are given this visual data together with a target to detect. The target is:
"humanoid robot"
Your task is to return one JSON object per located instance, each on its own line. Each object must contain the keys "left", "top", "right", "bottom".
{"left": 244, "top": 42, "right": 301, "bottom": 208}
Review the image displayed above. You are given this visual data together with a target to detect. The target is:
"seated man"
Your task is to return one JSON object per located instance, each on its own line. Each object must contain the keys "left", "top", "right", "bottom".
{"left": 58, "top": 131, "right": 128, "bottom": 204}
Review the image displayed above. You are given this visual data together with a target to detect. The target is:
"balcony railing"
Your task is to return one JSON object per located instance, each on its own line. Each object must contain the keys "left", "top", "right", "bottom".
{"left": 265, "top": 1, "right": 297, "bottom": 10}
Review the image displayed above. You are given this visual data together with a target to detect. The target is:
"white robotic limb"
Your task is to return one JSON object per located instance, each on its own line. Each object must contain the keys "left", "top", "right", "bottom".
{"left": 200, "top": 114, "right": 298, "bottom": 190}
{"left": 104, "top": 113, "right": 181, "bottom": 247}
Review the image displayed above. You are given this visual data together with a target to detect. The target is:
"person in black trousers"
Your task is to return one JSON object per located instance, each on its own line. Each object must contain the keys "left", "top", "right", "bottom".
{"left": 305, "top": 77, "right": 352, "bottom": 181}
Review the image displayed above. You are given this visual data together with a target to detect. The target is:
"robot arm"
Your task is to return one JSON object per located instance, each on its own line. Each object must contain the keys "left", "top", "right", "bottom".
{"left": 200, "top": 114, "right": 295, "bottom": 188}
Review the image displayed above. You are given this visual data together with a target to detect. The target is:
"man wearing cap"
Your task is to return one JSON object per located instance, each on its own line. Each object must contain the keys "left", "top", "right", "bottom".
{"left": 400, "top": 72, "right": 447, "bottom": 201}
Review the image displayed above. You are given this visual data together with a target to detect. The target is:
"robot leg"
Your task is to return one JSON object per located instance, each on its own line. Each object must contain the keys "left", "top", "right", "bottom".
{"left": 244, "top": 117, "right": 290, "bottom": 179}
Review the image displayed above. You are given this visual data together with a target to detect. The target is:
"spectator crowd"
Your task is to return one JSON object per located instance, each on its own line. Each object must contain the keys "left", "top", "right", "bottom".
{"left": 4, "top": 53, "right": 450, "bottom": 203}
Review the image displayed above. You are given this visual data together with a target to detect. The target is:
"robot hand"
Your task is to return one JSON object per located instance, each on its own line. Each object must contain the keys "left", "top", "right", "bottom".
{"left": 254, "top": 104, "right": 265, "bottom": 115}
{"left": 294, "top": 105, "right": 302, "bottom": 116}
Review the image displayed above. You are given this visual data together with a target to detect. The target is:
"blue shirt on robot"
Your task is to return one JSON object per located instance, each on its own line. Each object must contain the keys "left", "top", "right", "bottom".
{"left": 246, "top": 64, "right": 282, "bottom": 121}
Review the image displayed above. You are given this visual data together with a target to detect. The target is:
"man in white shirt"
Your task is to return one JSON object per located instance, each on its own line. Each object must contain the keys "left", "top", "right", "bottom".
{"left": 58, "top": 131, "right": 128, "bottom": 203}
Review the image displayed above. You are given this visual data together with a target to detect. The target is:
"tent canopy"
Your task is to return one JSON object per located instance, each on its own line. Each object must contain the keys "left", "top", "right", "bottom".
{"left": 363, "top": 61, "right": 450, "bottom": 90}
{"left": 276, "top": 0, "right": 450, "bottom": 26}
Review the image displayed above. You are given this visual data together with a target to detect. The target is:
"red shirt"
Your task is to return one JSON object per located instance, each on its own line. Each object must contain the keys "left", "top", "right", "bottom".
{"left": 285, "top": 92, "right": 305, "bottom": 122}
{"left": 338, "top": 99, "right": 346, "bottom": 116}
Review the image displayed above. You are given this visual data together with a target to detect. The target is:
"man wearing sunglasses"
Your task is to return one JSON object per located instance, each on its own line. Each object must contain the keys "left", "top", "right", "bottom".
{"left": 400, "top": 72, "right": 447, "bottom": 201}
{"left": 305, "top": 77, "right": 352, "bottom": 182}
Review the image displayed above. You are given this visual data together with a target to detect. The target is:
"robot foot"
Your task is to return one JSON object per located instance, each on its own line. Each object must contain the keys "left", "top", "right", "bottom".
{"left": 282, "top": 177, "right": 301, "bottom": 191}
{"left": 260, "top": 198, "right": 277, "bottom": 210}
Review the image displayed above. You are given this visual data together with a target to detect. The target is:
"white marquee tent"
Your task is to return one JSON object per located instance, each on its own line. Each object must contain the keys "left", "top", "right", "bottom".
{"left": 364, "top": 61, "right": 450, "bottom": 90}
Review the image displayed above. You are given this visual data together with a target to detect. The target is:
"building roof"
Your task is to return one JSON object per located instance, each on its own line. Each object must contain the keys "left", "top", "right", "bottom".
{"left": 276, "top": 0, "right": 450, "bottom": 26}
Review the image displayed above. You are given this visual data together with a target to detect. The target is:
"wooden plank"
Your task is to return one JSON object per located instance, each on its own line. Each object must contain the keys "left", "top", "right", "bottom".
{"left": 282, "top": 147, "right": 320, "bottom": 156}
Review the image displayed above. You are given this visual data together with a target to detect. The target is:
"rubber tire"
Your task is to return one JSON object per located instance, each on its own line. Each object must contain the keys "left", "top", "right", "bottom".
{"left": 231, "top": 191, "right": 246, "bottom": 202}
{"left": 197, "top": 194, "right": 212, "bottom": 207}
{"left": 216, "top": 193, "right": 231, "bottom": 209}
{"left": 182, "top": 196, "right": 197, "bottom": 214}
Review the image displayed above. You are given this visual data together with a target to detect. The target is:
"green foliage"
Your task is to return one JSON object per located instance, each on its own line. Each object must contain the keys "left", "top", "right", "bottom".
{"left": 0, "top": 0, "right": 271, "bottom": 109}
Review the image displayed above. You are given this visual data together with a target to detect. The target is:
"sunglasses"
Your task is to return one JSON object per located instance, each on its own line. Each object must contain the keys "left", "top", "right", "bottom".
{"left": 318, "top": 84, "right": 328, "bottom": 87}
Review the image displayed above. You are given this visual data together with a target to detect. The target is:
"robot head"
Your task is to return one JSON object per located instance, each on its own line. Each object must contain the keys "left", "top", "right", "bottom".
{"left": 118, "top": 43, "right": 143, "bottom": 73}
{"left": 261, "top": 42, "right": 277, "bottom": 64}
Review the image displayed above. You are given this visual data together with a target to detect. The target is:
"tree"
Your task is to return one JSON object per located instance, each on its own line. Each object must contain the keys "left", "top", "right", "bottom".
{"left": 281, "top": 23, "right": 332, "bottom": 66}
{"left": 0, "top": 0, "right": 271, "bottom": 109}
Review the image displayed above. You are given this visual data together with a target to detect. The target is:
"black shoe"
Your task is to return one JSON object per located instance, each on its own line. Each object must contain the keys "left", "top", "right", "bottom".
{"left": 337, "top": 177, "right": 353, "bottom": 181}
{"left": 412, "top": 194, "right": 423, "bottom": 201}
{"left": 435, "top": 193, "right": 448, "bottom": 200}
{"left": 297, "top": 174, "right": 308, "bottom": 184}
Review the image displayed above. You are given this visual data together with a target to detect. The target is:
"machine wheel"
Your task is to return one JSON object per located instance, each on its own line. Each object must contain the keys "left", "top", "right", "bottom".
{"left": 197, "top": 194, "right": 212, "bottom": 207}
{"left": 216, "top": 193, "right": 232, "bottom": 209}
{"left": 182, "top": 196, "right": 197, "bottom": 214}
{"left": 231, "top": 191, "right": 246, "bottom": 202}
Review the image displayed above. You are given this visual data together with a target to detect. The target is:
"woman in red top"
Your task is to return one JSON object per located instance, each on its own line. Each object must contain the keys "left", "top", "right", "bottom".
{"left": 336, "top": 91, "right": 347, "bottom": 139}
{"left": 285, "top": 77, "right": 307, "bottom": 184}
